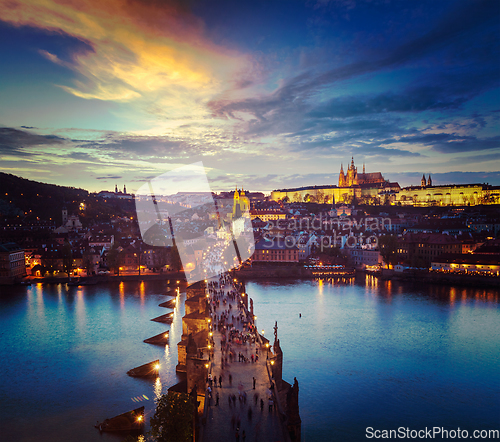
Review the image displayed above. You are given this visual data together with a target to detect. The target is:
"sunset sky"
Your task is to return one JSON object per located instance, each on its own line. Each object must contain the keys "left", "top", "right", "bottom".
{"left": 0, "top": 0, "right": 499, "bottom": 193}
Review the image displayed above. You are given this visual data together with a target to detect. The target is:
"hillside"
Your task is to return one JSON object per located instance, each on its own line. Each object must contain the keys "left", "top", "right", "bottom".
{"left": 0, "top": 172, "right": 134, "bottom": 225}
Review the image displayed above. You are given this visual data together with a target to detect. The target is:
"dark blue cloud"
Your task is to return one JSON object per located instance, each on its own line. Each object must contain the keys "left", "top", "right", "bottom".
{"left": 384, "top": 133, "right": 500, "bottom": 153}
{"left": 0, "top": 127, "right": 65, "bottom": 156}
{"left": 208, "top": 0, "right": 499, "bottom": 161}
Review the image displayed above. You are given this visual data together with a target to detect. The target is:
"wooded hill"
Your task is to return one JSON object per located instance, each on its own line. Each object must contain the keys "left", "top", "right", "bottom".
{"left": 0, "top": 172, "right": 134, "bottom": 225}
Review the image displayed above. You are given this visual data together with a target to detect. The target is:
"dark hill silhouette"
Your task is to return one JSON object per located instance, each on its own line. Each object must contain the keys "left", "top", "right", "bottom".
{"left": 0, "top": 172, "right": 134, "bottom": 225}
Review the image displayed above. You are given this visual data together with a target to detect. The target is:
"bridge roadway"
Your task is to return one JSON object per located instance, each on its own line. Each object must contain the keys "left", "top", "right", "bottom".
{"left": 200, "top": 276, "right": 286, "bottom": 442}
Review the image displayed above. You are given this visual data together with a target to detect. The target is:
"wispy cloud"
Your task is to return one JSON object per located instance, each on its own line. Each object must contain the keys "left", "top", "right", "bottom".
{"left": 2, "top": 0, "right": 252, "bottom": 118}
{"left": 0, "top": 127, "right": 64, "bottom": 156}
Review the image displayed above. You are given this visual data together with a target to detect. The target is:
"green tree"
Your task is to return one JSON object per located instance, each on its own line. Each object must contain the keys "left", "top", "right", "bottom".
{"left": 378, "top": 234, "right": 399, "bottom": 268}
{"left": 282, "top": 195, "right": 290, "bottom": 203}
{"left": 107, "top": 243, "right": 123, "bottom": 276}
{"left": 169, "top": 245, "right": 183, "bottom": 272}
{"left": 150, "top": 392, "right": 195, "bottom": 442}
{"left": 82, "top": 247, "right": 94, "bottom": 276}
{"left": 316, "top": 191, "right": 324, "bottom": 204}
{"left": 153, "top": 246, "right": 169, "bottom": 271}
{"left": 342, "top": 193, "right": 353, "bottom": 204}
{"left": 62, "top": 239, "right": 73, "bottom": 276}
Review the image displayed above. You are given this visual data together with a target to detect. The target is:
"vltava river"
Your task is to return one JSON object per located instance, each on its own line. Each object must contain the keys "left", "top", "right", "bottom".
{"left": 248, "top": 276, "right": 500, "bottom": 441}
{"left": 1, "top": 276, "right": 499, "bottom": 441}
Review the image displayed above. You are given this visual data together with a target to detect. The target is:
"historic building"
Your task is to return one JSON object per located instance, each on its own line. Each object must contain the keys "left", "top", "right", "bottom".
{"left": 97, "top": 184, "right": 134, "bottom": 200}
{"left": 338, "top": 157, "right": 385, "bottom": 187}
{"left": 253, "top": 238, "right": 300, "bottom": 263}
{"left": 271, "top": 160, "right": 500, "bottom": 206}
{"left": 395, "top": 182, "right": 500, "bottom": 206}
{"left": 0, "top": 242, "right": 26, "bottom": 282}
{"left": 271, "top": 158, "right": 399, "bottom": 204}
{"left": 231, "top": 188, "right": 250, "bottom": 219}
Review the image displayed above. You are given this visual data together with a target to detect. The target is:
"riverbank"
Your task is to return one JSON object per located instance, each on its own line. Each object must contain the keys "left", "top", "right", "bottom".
{"left": 375, "top": 268, "right": 500, "bottom": 288}
{"left": 235, "top": 264, "right": 354, "bottom": 279}
{"left": 13, "top": 271, "right": 186, "bottom": 285}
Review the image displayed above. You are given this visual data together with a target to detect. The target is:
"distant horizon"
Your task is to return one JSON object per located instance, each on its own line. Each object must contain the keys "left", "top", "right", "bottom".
{"left": 5, "top": 168, "right": 500, "bottom": 198}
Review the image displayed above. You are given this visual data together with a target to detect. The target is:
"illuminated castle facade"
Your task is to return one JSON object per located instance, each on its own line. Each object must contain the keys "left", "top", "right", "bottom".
{"left": 271, "top": 157, "right": 398, "bottom": 204}
{"left": 270, "top": 156, "right": 500, "bottom": 206}
{"left": 338, "top": 157, "right": 385, "bottom": 187}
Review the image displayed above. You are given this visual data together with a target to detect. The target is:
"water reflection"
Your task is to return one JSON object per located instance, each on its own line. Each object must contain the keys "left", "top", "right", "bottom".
{"left": 119, "top": 281, "right": 125, "bottom": 310}
{"left": 386, "top": 280, "right": 392, "bottom": 298}
{"left": 75, "top": 288, "right": 86, "bottom": 333}
{"left": 317, "top": 279, "right": 324, "bottom": 299}
{"left": 247, "top": 277, "right": 500, "bottom": 442}
{"left": 2, "top": 278, "right": 498, "bottom": 442}
{"left": 140, "top": 281, "right": 145, "bottom": 307}
{"left": 154, "top": 377, "right": 162, "bottom": 400}
{"left": 36, "top": 283, "right": 45, "bottom": 315}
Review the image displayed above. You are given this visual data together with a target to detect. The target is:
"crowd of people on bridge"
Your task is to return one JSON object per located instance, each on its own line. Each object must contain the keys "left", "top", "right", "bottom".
{"left": 203, "top": 272, "right": 280, "bottom": 441}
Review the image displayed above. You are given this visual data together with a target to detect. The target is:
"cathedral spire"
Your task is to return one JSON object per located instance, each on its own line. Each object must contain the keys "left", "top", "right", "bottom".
{"left": 363, "top": 163, "right": 365, "bottom": 174}
{"left": 421, "top": 174, "right": 426, "bottom": 187}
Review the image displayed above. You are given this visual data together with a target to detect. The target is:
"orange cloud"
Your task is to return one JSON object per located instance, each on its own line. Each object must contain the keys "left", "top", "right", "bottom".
{"left": 1, "top": 0, "right": 251, "bottom": 116}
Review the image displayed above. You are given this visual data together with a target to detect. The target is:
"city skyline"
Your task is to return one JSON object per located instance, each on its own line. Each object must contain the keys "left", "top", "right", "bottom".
{"left": 1, "top": 0, "right": 499, "bottom": 193}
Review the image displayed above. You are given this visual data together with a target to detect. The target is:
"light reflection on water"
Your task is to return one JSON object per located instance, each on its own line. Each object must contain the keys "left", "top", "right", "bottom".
{"left": 248, "top": 277, "right": 500, "bottom": 442}
{"left": 0, "top": 280, "right": 185, "bottom": 442}
{"left": 1, "top": 278, "right": 499, "bottom": 442}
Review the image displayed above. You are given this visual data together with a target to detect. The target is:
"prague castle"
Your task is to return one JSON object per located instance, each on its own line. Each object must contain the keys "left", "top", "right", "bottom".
{"left": 271, "top": 158, "right": 500, "bottom": 206}
{"left": 338, "top": 157, "right": 385, "bottom": 187}
{"left": 271, "top": 158, "right": 399, "bottom": 204}
{"left": 394, "top": 176, "right": 500, "bottom": 206}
